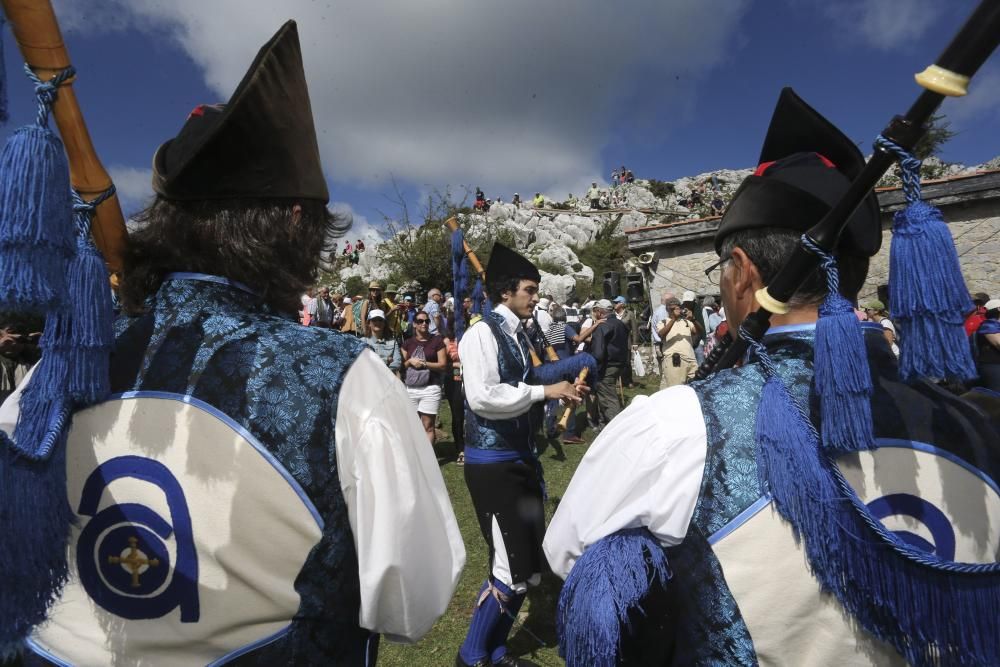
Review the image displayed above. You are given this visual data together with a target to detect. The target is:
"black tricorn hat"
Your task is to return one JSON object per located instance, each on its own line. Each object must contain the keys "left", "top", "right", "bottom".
{"left": 486, "top": 243, "right": 541, "bottom": 286}
{"left": 152, "top": 21, "right": 329, "bottom": 203}
{"left": 714, "top": 88, "right": 881, "bottom": 257}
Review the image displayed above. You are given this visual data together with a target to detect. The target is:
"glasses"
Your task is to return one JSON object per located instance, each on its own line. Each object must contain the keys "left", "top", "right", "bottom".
{"left": 704, "top": 255, "right": 731, "bottom": 285}
{"left": 414, "top": 318, "right": 430, "bottom": 324}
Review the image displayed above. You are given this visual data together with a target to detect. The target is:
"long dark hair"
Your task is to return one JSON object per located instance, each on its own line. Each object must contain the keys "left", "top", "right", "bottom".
{"left": 120, "top": 196, "right": 350, "bottom": 314}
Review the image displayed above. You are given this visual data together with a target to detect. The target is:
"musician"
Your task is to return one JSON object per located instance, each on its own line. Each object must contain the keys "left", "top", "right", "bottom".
{"left": 456, "top": 243, "right": 585, "bottom": 667}
{"left": 544, "top": 89, "right": 1000, "bottom": 664}
{"left": 2, "top": 22, "right": 464, "bottom": 665}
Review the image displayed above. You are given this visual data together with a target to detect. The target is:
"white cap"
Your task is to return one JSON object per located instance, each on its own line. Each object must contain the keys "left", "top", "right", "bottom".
{"left": 581, "top": 300, "right": 595, "bottom": 310}
{"left": 595, "top": 298, "right": 613, "bottom": 310}
{"left": 367, "top": 309, "right": 386, "bottom": 320}
{"left": 537, "top": 297, "right": 551, "bottom": 310}
{"left": 343, "top": 297, "right": 352, "bottom": 305}
{"left": 445, "top": 297, "right": 454, "bottom": 308}
{"left": 682, "top": 290, "right": 696, "bottom": 303}
{"left": 986, "top": 299, "right": 1000, "bottom": 310}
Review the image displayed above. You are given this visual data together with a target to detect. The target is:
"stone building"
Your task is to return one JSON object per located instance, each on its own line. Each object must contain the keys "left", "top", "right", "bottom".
{"left": 625, "top": 170, "right": 1000, "bottom": 306}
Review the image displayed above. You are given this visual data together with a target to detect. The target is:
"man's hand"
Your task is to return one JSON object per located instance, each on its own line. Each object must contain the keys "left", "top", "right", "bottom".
{"left": 0, "top": 327, "right": 21, "bottom": 353}
{"left": 544, "top": 380, "right": 582, "bottom": 405}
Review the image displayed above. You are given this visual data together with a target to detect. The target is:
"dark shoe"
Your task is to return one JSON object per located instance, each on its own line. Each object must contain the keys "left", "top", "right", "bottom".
{"left": 561, "top": 435, "right": 584, "bottom": 444}
{"left": 455, "top": 652, "right": 490, "bottom": 667}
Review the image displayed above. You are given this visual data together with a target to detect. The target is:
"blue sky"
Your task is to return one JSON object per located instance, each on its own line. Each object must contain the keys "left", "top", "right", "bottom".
{"left": 3, "top": 0, "right": 998, "bottom": 239}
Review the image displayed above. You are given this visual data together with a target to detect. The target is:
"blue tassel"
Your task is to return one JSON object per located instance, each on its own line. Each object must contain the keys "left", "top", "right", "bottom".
{"left": 557, "top": 528, "right": 671, "bottom": 667}
{"left": 889, "top": 200, "right": 976, "bottom": 382}
{"left": 529, "top": 352, "right": 597, "bottom": 386}
{"left": 0, "top": 10, "right": 9, "bottom": 125}
{"left": 876, "top": 136, "right": 976, "bottom": 383}
{"left": 0, "top": 126, "right": 74, "bottom": 311}
{"left": 0, "top": 419, "right": 74, "bottom": 656}
{"left": 63, "top": 216, "right": 114, "bottom": 404}
{"left": 801, "top": 236, "right": 874, "bottom": 453}
{"left": 752, "top": 337, "right": 1000, "bottom": 666}
{"left": 451, "top": 226, "right": 470, "bottom": 340}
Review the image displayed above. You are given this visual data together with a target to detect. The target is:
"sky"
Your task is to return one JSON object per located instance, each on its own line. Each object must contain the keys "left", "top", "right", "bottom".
{"left": 2, "top": 0, "right": 998, "bottom": 240}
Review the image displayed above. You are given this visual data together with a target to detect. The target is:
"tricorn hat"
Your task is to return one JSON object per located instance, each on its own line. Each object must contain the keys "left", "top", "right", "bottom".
{"left": 486, "top": 243, "right": 541, "bottom": 287}
{"left": 714, "top": 88, "right": 880, "bottom": 257}
{"left": 152, "top": 21, "right": 329, "bottom": 203}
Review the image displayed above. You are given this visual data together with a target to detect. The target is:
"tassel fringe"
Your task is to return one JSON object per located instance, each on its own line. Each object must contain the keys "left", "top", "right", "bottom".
{"left": 557, "top": 528, "right": 671, "bottom": 667}
{"left": 529, "top": 352, "right": 597, "bottom": 386}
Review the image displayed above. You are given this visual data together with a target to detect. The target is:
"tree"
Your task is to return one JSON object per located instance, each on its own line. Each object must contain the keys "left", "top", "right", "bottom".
{"left": 912, "top": 113, "right": 956, "bottom": 161}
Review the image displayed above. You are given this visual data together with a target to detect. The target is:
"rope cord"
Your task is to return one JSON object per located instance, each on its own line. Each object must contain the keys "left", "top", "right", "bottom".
{"left": 23, "top": 63, "right": 76, "bottom": 128}
{"left": 874, "top": 135, "right": 922, "bottom": 205}
{"left": 71, "top": 186, "right": 116, "bottom": 236}
{"left": 800, "top": 234, "right": 840, "bottom": 296}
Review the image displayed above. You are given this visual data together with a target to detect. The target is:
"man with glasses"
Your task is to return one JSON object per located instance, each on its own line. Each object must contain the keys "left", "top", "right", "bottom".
{"left": 456, "top": 243, "right": 584, "bottom": 667}
{"left": 546, "top": 88, "right": 1000, "bottom": 664}
{"left": 424, "top": 288, "right": 445, "bottom": 335}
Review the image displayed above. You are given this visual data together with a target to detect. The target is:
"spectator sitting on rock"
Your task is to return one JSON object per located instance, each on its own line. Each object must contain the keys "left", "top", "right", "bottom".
{"left": 474, "top": 187, "right": 487, "bottom": 211}
{"left": 588, "top": 182, "right": 601, "bottom": 210}
{"left": 625, "top": 169, "right": 634, "bottom": 183}
{"left": 711, "top": 194, "right": 725, "bottom": 215}
{"left": 356, "top": 238, "right": 366, "bottom": 252}
{"left": 533, "top": 192, "right": 544, "bottom": 208}
{"left": 512, "top": 192, "right": 521, "bottom": 207}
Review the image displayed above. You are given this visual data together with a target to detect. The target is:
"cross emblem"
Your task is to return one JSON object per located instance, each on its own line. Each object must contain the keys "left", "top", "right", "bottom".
{"left": 108, "top": 536, "right": 160, "bottom": 588}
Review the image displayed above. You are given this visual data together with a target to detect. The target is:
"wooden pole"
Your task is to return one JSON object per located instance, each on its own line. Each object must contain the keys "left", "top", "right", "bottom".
{"left": 2, "top": 0, "right": 129, "bottom": 279}
{"left": 556, "top": 367, "right": 588, "bottom": 432}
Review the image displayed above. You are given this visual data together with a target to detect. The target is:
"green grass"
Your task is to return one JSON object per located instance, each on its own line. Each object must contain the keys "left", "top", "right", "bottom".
{"left": 379, "top": 378, "right": 655, "bottom": 666}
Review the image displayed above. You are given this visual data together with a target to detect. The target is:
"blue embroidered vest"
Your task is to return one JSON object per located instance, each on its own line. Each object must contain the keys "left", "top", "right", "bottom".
{"left": 464, "top": 314, "right": 536, "bottom": 455}
{"left": 107, "top": 276, "right": 371, "bottom": 664}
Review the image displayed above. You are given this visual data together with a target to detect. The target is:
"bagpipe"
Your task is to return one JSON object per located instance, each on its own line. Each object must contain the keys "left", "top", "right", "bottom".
{"left": 0, "top": 0, "right": 129, "bottom": 650}
{"left": 694, "top": 0, "right": 1000, "bottom": 383}
{"left": 446, "top": 216, "right": 596, "bottom": 430}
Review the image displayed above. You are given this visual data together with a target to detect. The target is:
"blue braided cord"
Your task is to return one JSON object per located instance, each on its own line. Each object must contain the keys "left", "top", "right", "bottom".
{"left": 874, "top": 135, "right": 922, "bottom": 205}
{"left": 799, "top": 235, "right": 840, "bottom": 296}
{"left": 750, "top": 320, "right": 1000, "bottom": 574}
{"left": 71, "top": 186, "right": 116, "bottom": 236}
{"left": 22, "top": 63, "right": 75, "bottom": 128}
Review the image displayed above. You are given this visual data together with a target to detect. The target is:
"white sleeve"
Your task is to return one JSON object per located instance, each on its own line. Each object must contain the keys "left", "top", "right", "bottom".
{"left": 543, "top": 385, "right": 707, "bottom": 579}
{"left": 459, "top": 323, "right": 545, "bottom": 420}
{"left": 0, "top": 363, "right": 35, "bottom": 434}
{"left": 335, "top": 349, "right": 466, "bottom": 642}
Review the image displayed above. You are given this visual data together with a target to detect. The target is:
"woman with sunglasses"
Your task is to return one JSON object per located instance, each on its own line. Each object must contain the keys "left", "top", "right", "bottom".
{"left": 402, "top": 312, "right": 448, "bottom": 444}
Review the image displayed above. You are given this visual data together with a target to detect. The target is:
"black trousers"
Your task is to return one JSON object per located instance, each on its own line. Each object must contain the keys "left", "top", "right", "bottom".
{"left": 596, "top": 363, "right": 625, "bottom": 425}
{"left": 444, "top": 375, "right": 465, "bottom": 452}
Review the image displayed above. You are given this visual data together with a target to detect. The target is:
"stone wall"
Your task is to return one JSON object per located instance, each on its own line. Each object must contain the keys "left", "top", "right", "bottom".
{"left": 629, "top": 171, "right": 1000, "bottom": 306}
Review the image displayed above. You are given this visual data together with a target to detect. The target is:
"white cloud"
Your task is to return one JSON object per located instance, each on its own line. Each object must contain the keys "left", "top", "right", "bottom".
{"left": 330, "top": 202, "right": 383, "bottom": 245}
{"left": 817, "top": 0, "right": 943, "bottom": 51}
{"left": 54, "top": 0, "right": 749, "bottom": 198}
{"left": 107, "top": 165, "right": 154, "bottom": 216}
{"left": 942, "top": 61, "right": 1000, "bottom": 127}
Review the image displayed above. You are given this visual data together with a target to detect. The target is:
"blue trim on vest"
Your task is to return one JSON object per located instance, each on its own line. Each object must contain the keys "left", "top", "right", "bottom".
{"left": 108, "top": 391, "right": 325, "bottom": 529}
{"left": 164, "top": 272, "right": 259, "bottom": 297}
{"left": 464, "top": 447, "right": 524, "bottom": 464}
{"left": 707, "top": 495, "right": 772, "bottom": 545}
{"left": 764, "top": 323, "right": 816, "bottom": 335}
{"left": 206, "top": 625, "right": 290, "bottom": 666}
{"left": 25, "top": 639, "right": 72, "bottom": 667}
{"left": 867, "top": 438, "right": 1000, "bottom": 497}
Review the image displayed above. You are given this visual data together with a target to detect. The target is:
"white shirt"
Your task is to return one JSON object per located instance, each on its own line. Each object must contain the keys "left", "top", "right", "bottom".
{"left": 543, "top": 385, "right": 706, "bottom": 579}
{"left": 459, "top": 303, "right": 545, "bottom": 420}
{"left": 535, "top": 307, "right": 553, "bottom": 334}
{"left": 650, "top": 305, "right": 667, "bottom": 344}
{"left": 0, "top": 349, "right": 465, "bottom": 644}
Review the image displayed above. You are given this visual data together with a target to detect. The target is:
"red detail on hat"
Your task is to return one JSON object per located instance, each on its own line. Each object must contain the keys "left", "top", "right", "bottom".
{"left": 755, "top": 152, "right": 836, "bottom": 177}
{"left": 188, "top": 105, "right": 208, "bottom": 118}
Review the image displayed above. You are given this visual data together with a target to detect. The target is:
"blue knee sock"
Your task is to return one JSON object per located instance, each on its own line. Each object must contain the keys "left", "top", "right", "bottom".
{"left": 459, "top": 580, "right": 501, "bottom": 664}
{"left": 489, "top": 580, "right": 526, "bottom": 663}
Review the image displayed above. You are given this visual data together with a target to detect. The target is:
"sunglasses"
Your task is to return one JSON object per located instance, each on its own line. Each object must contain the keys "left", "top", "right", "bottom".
{"left": 414, "top": 318, "right": 430, "bottom": 324}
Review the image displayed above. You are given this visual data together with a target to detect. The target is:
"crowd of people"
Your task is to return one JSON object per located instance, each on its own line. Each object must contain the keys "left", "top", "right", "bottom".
{"left": 2, "top": 19, "right": 999, "bottom": 667}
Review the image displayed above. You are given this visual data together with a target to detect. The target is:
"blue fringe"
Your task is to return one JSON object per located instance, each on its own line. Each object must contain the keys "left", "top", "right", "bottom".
{"left": 64, "top": 236, "right": 113, "bottom": 404}
{"left": 0, "top": 125, "right": 74, "bottom": 312}
{"left": 0, "top": 425, "right": 74, "bottom": 655}
{"left": 452, "top": 227, "right": 470, "bottom": 340}
{"left": 889, "top": 200, "right": 976, "bottom": 382}
{"left": 0, "top": 11, "right": 8, "bottom": 125}
{"left": 813, "top": 291, "right": 874, "bottom": 453}
{"left": 529, "top": 352, "right": 597, "bottom": 386}
{"left": 755, "top": 365, "right": 1000, "bottom": 666}
{"left": 557, "top": 528, "right": 671, "bottom": 667}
